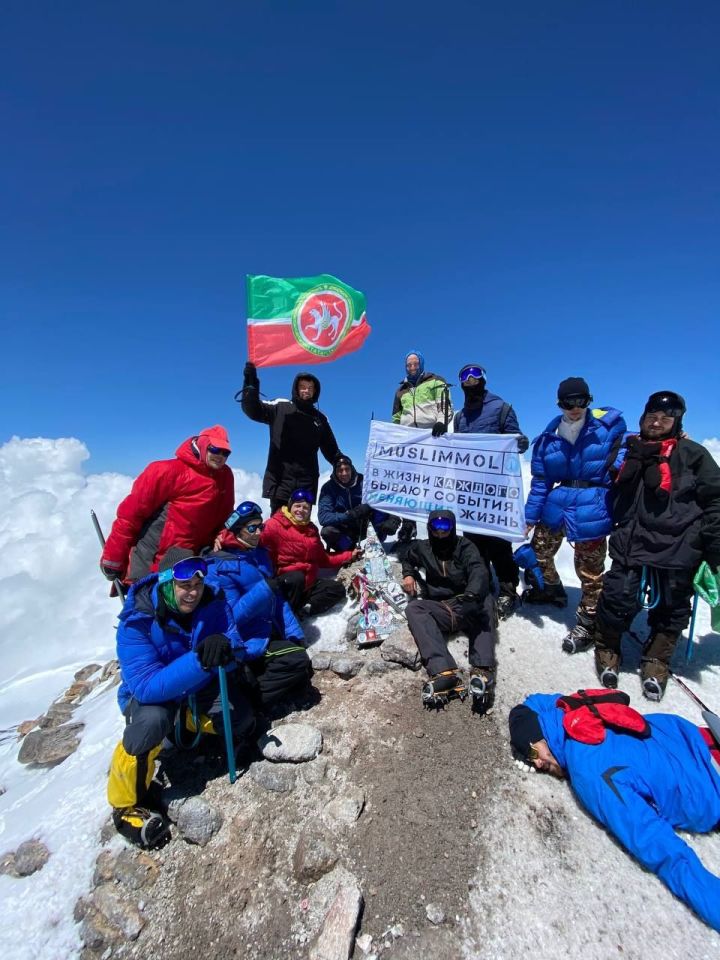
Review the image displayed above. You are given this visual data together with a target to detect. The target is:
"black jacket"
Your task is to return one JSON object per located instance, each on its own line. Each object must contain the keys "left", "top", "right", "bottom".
{"left": 609, "top": 437, "right": 720, "bottom": 570}
{"left": 240, "top": 372, "right": 340, "bottom": 503}
{"left": 401, "top": 536, "right": 489, "bottom": 600}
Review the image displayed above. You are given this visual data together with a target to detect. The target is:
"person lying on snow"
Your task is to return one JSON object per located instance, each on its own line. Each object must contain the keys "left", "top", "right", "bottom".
{"left": 260, "top": 488, "right": 361, "bottom": 616}
{"left": 208, "top": 500, "right": 314, "bottom": 711}
{"left": 318, "top": 453, "right": 401, "bottom": 552}
{"left": 107, "top": 548, "right": 258, "bottom": 849}
{"left": 100, "top": 425, "right": 235, "bottom": 584}
{"left": 400, "top": 509, "right": 497, "bottom": 714}
{"left": 509, "top": 689, "right": 720, "bottom": 933}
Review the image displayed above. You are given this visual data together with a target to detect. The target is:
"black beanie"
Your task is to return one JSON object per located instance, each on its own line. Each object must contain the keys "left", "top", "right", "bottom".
{"left": 159, "top": 546, "right": 195, "bottom": 573}
{"left": 334, "top": 454, "right": 353, "bottom": 471}
{"left": 557, "top": 377, "right": 590, "bottom": 401}
{"left": 508, "top": 704, "right": 545, "bottom": 759}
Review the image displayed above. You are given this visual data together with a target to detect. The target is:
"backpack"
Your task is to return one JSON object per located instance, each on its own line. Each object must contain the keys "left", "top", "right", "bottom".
{"left": 556, "top": 689, "right": 650, "bottom": 745}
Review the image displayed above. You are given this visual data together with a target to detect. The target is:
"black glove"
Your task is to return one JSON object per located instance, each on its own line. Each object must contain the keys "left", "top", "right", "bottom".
{"left": 374, "top": 515, "right": 402, "bottom": 537}
{"left": 431, "top": 422, "right": 448, "bottom": 437}
{"left": 454, "top": 593, "right": 480, "bottom": 621}
{"left": 196, "top": 634, "right": 233, "bottom": 670}
{"left": 517, "top": 434, "right": 530, "bottom": 454}
{"left": 347, "top": 503, "right": 372, "bottom": 522}
{"left": 100, "top": 559, "right": 124, "bottom": 582}
{"left": 243, "top": 361, "right": 259, "bottom": 388}
{"left": 264, "top": 577, "right": 279, "bottom": 594}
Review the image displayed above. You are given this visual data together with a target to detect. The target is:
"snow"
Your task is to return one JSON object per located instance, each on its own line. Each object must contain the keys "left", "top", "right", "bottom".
{"left": 1, "top": 436, "right": 719, "bottom": 958}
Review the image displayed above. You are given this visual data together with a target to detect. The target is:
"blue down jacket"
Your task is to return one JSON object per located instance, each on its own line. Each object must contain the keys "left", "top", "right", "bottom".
{"left": 453, "top": 390, "right": 520, "bottom": 435}
{"left": 525, "top": 407, "right": 626, "bottom": 541}
{"left": 526, "top": 692, "right": 720, "bottom": 932}
{"left": 318, "top": 472, "right": 389, "bottom": 531}
{"left": 116, "top": 576, "right": 244, "bottom": 711}
{"left": 205, "top": 546, "right": 303, "bottom": 653}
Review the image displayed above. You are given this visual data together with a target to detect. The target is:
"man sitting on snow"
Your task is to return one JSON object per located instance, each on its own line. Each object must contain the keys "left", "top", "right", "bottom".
{"left": 509, "top": 690, "right": 720, "bottom": 932}
{"left": 318, "top": 453, "right": 401, "bottom": 551}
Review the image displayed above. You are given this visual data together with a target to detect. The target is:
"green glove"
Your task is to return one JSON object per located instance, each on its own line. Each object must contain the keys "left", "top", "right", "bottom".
{"left": 693, "top": 561, "right": 720, "bottom": 606}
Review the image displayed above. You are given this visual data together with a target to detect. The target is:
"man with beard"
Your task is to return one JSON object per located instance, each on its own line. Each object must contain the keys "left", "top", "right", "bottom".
{"left": 594, "top": 391, "right": 720, "bottom": 700}
{"left": 238, "top": 363, "right": 340, "bottom": 512}
{"left": 400, "top": 509, "right": 497, "bottom": 713}
{"left": 449, "top": 363, "right": 529, "bottom": 619}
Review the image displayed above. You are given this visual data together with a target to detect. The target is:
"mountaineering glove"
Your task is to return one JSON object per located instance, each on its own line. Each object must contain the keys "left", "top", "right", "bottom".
{"left": 243, "top": 361, "right": 259, "bottom": 388}
{"left": 517, "top": 434, "right": 530, "bottom": 454}
{"left": 196, "top": 634, "right": 234, "bottom": 670}
{"left": 454, "top": 593, "right": 480, "bottom": 620}
{"left": 100, "top": 559, "right": 124, "bottom": 582}
{"left": 431, "top": 422, "right": 448, "bottom": 437}
{"left": 347, "top": 503, "right": 372, "bottom": 522}
{"left": 374, "top": 515, "right": 402, "bottom": 537}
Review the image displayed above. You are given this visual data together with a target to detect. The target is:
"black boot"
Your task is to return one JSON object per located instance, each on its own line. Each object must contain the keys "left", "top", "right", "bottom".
{"left": 113, "top": 806, "right": 171, "bottom": 849}
{"left": 469, "top": 669, "right": 496, "bottom": 716}
{"left": 496, "top": 584, "right": 517, "bottom": 621}
{"left": 421, "top": 671, "right": 466, "bottom": 708}
{"left": 522, "top": 582, "right": 567, "bottom": 608}
{"left": 562, "top": 609, "right": 596, "bottom": 654}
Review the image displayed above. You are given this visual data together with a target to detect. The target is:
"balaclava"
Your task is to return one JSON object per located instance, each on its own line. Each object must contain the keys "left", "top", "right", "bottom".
{"left": 427, "top": 508, "right": 457, "bottom": 561}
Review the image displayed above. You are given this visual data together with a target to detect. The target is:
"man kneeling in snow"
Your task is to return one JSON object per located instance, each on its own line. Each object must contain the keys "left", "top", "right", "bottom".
{"left": 509, "top": 691, "right": 720, "bottom": 932}
{"left": 107, "top": 548, "right": 258, "bottom": 848}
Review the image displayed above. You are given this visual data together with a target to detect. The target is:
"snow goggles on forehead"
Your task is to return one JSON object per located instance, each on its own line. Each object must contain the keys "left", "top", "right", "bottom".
{"left": 459, "top": 366, "right": 486, "bottom": 383}
{"left": 207, "top": 444, "right": 230, "bottom": 457}
{"left": 289, "top": 489, "right": 314, "bottom": 505}
{"left": 428, "top": 516, "right": 454, "bottom": 532}
{"left": 558, "top": 395, "right": 591, "bottom": 410}
{"left": 158, "top": 557, "right": 208, "bottom": 584}
{"left": 225, "top": 501, "right": 263, "bottom": 529}
{"left": 644, "top": 392, "right": 685, "bottom": 418}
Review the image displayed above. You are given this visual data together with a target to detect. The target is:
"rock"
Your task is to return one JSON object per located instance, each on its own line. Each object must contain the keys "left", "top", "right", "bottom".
{"left": 93, "top": 850, "right": 116, "bottom": 886}
{"left": 249, "top": 760, "right": 296, "bottom": 793}
{"left": 355, "top": 933, "right": 374, "bottom": 955}
{"left": 91, "top": 884, "right": 144, "bottom": 941}
{"left": 100, "top": 660, "right": 120, "bottom": 683}
{"left": 390, "top": 923, "right": 405, "bottom": 939}
{"left": 14, "top": 839, "right": 50, "bottom": 876}
{"left": 18, "top": 723, "right": 84, "bottom": 766}
{"left": 302, "top": 756, "right": 329, "bottom": 785}
{"left": 363, "top": 659, "right": 391, "bottom": 676}
{"left": 310, "top": 651, "right": 333, "bottom": 671}
{"left": 79, "top": 903, "right": 122, "bottom": 950}
{"left": 293, "top": 833, "right": 339, "bottom": 883}
{"left": 0, "top": 853, "right": 17, "bottom": 877}
{"left": 38, "top": 702, "right": 74, "bottom": 729}
{"left": 258, "top": 723, "right": 323, "bottom": 763}
{"left": 113, "top": 849, "right": 159, "bottom": 889}
{"left": 329, "top": 658, "right": 364, "bottom": 680}
{"left": 176, "top": 797, "right": 223, "bottom": 846}
{"left": 61, "top": 680, "right": 96, "bottom": 704}
{"left": 74, "top": 663, "right": 102, "bottom": 682}
{"left": 323, "top": 786, "right": 365, "bottom": 826}
{"left": 17, "top": 718, "right": 40, "bottom": 737}
{"left": 309, "top": 880, "right": 363, "bottom": 960}
{"left": 99, "top": 818, "right": 117, "bottom": 844}
{"left": 425, "top": 902, "right": 446, "bottom": 925}
{"left": 381, "top": 637, "right": 421, "bottom": 671}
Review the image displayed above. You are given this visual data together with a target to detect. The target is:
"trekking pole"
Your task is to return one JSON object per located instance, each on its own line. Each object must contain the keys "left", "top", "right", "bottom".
{"left": 683, "top": 592, "right": 700, "bottom": 663}
{"left": 669, "top": 671, "right": 713, "bottom": 713}
{"left": 91, "top": 509, "right": 127, "bottom": 603}
{"left": 217, "top": 665, "right": 237, "bottom": 784}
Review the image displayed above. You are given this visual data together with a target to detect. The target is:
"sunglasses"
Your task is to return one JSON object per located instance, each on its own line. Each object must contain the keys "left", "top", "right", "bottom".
{"left": 207, "top": 445, "right": 230, "bottom": 457}
{"left": 289, "top": 489, "right": 314, "bottom": 505}
{"left": 459, "top": 366, "right": 486, "bottom": 383}
{"left": 244, "top": 522, "right": 264, "bottom": 534}
{"left": 225, "top": 501, "right": 263, "bottom": 529}
{"left": 526, "top": 743, "right": 540, "bottom": 762}
{"left": 158, "top": 556, "right": 208, "bottom": 584}
{"left": 428, "top": 517, "right": 454, "bottom": 532}
{"left": 558, "top": 395, "right": 591, "bottom": 411}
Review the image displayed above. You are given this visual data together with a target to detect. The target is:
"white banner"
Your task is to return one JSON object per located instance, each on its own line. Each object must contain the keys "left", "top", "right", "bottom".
{"left": 363, "top": 420, "right": 525, "bottom": 541}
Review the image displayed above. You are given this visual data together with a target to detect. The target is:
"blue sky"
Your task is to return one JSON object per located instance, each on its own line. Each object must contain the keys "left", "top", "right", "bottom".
{"left": 2, "top": 2, "right": 719, "bottom": 479}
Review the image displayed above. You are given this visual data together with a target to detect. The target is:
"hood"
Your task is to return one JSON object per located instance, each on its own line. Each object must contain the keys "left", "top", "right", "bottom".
{"left": 522, "top": 692, "right": 570, "bottom": 770}
{"left": 292, "top": 372, "right": 321, "bottom": 406}
{"left": 404, "top": 350, "right": 425, "bottom": 385}
{"left": 427, "top": 508, "right": 457, "bottom": 559}
{"left": 176, "top": 425, "right": 232, "bottom": 472}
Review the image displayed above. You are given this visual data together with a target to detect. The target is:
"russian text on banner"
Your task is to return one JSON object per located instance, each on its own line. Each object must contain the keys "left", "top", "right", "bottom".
{"left": 246, "top": 274, "right": 371, "bottom": 368}
{"left": 363, "top": 421, "right": 526, "bottom": 540}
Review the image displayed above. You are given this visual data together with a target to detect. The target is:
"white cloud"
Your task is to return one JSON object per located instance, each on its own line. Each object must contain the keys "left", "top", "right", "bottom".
{"left": 701, "top": 437, "right": 720, "bottom": 465}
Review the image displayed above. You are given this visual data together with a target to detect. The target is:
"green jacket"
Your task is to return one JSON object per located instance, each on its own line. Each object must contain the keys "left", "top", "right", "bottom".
{"left": 392, "top": 372, "right": 451, "bottom": 428}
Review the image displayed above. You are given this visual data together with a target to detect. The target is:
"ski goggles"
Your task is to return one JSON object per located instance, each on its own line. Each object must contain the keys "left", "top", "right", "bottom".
{"left": 557, "top": 395, "right": 591, "bottom": 411}
{"left": 289, "top": 489, "right": 314, "bottom": 505}
{"left": 158, "top": 556, "right": 208, "bottom": 584}
{"left": 644, "top": 392, "right": 685, "bottom": 418}
{"left": 207, "top": 444, "right": 231, "bottom": 457}
{"left": 459, "top": 365, "right": 486, "bottom": 383}
{"left": 225, "top": 501, "right": 263, "bottom": 529}
{"left": 244, "top": 521, "right": 264, "bottom": 534}
{"left": 428, "top": 516, "right": 454, "bottom": 533}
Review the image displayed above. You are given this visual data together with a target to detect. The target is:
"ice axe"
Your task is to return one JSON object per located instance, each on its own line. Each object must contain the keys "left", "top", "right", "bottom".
{"left": 669, "top": 672, "right": 720, "bottom": 738}
{"left": 91, "top": 509, "right": 127, "bottom": 603}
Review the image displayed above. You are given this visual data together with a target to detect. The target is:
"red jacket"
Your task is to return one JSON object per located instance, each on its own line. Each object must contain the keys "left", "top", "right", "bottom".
{"left": 102, "top": 427, "right": 234, "bottom": 580}
{"left": 260, "top": 509, "right": 353, "bottom": 590}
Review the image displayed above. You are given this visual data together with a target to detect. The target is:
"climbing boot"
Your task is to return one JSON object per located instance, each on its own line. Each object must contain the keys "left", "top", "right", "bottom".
{"left": 562, "top": 610, "right": 596, "bottom": 654}
{"left": 112, "top": 806, "right": 170, "bottom": 849}
{"left": 421, "top": 671, "right": 466, "bottom": 709}
{"left": 469, "top": 669, "right": 495, "bottom": 716}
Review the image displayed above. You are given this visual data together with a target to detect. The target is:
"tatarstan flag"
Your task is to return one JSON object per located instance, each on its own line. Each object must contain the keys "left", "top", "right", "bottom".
{"left": 246, "top": 274, "right": 371, "bottom": 368}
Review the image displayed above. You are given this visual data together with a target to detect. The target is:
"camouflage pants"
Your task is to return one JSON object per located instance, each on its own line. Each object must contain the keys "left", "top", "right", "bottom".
{"left": 531, "top": 524, "right": 607, "bottom": 617}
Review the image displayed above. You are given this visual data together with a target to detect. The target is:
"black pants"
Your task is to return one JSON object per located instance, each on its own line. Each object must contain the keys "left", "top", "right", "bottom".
{"left": 596, "top": 560, "right": 695, "bottom": 652}
{"left": 245, "top": 635, "right": 314, "bottom": 708}
{"left": 406, "top": 595, "right": 497, "bottom": 677}
{"left": 278, "top": 570, "right": 347, "bottom": 615}
{"left": 464, "top": 533, "right": 519, "bottom": 591}
{"left": 321, "top": 524, "right": 360, "bottom": 552}
{"left": 122, "top": 675, "right": 255, "bottom": 757}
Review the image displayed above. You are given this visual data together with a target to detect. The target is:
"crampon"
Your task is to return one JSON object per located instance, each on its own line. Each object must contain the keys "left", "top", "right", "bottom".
{"left": 469, "top": 672, "right": 496, "bottom": 716}
{"left": 421, "top": 671, "right": 467, "bottom": 709}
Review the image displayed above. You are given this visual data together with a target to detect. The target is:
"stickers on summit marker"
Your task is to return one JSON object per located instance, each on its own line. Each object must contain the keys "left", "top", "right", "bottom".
{"left": 363, "top": 421, "right": 526, "bottom": 540}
